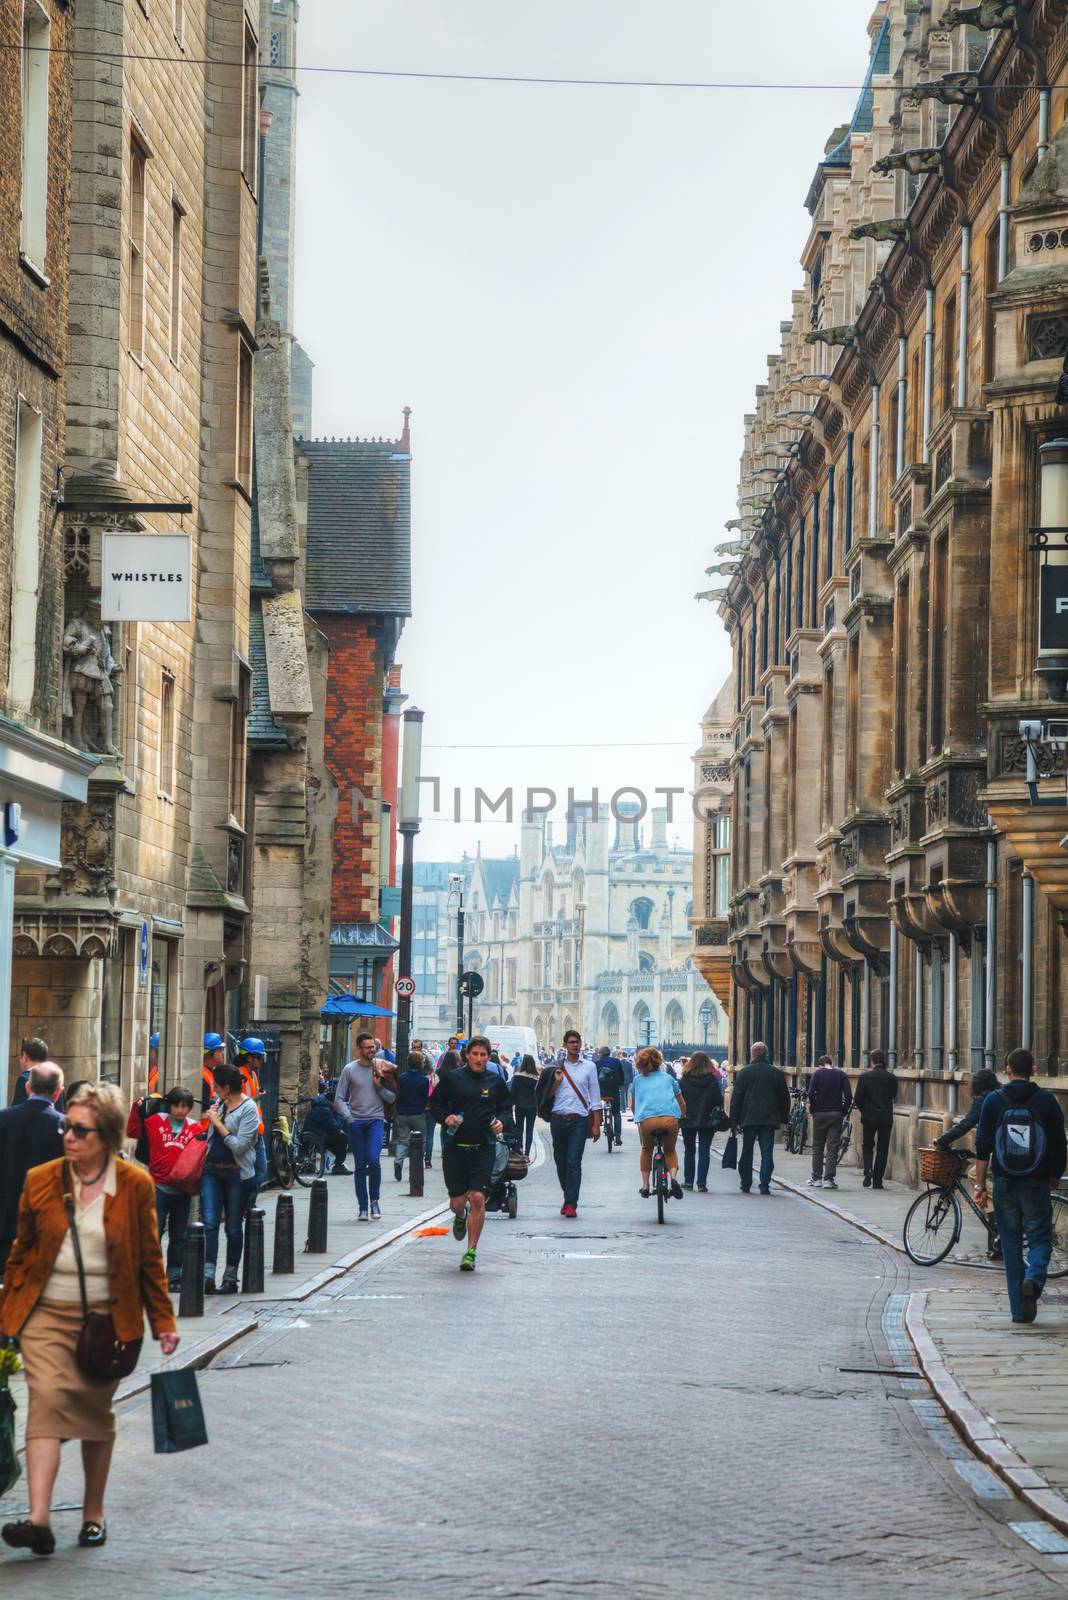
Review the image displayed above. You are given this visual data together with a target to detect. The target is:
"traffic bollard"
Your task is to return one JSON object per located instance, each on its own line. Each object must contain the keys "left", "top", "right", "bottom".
{"left": 408, "top": 1129, "right": 424, "bottom": 1198}
{"left": 305, "top": 1177, "right": 329, "bottom": 1252}
{"left": 272, "top": 1192, "right": 295, "bottom": 1274}
{"left": 179, "top": 1221, "right": 205, "bottom": 1318}
{"left": 242, "top": 1207, "right": 265, "bottom": 1293}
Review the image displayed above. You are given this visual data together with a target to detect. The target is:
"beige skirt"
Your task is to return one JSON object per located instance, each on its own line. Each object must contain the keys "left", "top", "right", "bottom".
{"left": 20, "top": 1299, "right": 119, "bottom": 1442}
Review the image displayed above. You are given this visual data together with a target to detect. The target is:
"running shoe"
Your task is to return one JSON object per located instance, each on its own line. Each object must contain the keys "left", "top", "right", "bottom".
{"left": 452, "top": 1205, "right": 468, "bottom": 1240}
{"left": 459, "top": 1248, "right": 477, "bottom": 1272}
{"left": 370, "top": 1202, "right": 382, "bottom": 1219}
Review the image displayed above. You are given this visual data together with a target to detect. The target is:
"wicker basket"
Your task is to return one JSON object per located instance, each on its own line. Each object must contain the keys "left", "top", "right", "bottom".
{"left": 918, "top": 1146, "right": 966, "bottom": 1186}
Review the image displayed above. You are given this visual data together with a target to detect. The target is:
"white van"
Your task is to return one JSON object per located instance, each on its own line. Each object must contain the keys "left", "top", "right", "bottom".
{"left": 488, "top": 1025, "right": 540, "bottom": 1065}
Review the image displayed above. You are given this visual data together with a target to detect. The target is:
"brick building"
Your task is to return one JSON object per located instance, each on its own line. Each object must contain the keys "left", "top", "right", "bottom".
{"left": 704, "top": 1, "right": 1068, "bottom": 1172}
{"left": 303, "top": 432, "right": 413, "bottom": 1040}
{"left": 0, "top": 0, "right": 95, "bottom": 1063}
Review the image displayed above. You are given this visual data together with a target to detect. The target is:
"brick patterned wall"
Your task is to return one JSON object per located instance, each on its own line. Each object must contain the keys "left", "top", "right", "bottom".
{"left": 318, "top": 616, "right": 384, "bottom": 923}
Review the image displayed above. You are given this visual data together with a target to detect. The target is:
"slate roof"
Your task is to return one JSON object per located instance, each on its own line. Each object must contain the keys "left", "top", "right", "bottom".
{"left": 482, "top": 857, "right": 520, "bottom": 907}
{"left": 825, "top": 14, "right": 891, "bottom": 165}
{"left": 302, "top": 438, "right": 412, "bottom": 616}
{"left": 247, "top": 602, "right": 289, "bottom": 750}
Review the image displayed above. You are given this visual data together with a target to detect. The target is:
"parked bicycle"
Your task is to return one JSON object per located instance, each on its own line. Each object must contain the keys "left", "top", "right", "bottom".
{"left": 904, "top": 1145, "right": 1068, "bottom": 1271}
{"left": 836, "top": 1111, "right": 854, "bottom": 1168}
{"left": 784, "top": 1087, "right": 808, "bottom": 1156}
{"left": 270, "top": 1097, "right": 321, "bottom": 1189}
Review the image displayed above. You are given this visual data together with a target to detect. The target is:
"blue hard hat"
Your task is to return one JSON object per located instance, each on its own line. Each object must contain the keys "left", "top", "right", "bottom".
{"left": 203, "top": 1031, "right": 225, "bottom": 1052}
{"left": 240, "top": 1036, "right": 266, "bottom": 1057}
{"left": 149, "top": 1033, "right": 159, "bottom": 1049}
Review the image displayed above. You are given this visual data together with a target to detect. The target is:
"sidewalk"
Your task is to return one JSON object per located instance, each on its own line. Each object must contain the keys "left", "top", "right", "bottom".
{"left": 3, "top": 1161, "right": 450, "bottom": 1456}
{"left": 760, "top": 1130, "right": 1068, "bottom": 1533}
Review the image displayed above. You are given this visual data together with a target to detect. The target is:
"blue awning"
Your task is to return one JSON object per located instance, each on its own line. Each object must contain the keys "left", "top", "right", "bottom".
{"left": 321, "top": 993, "right": 397, "bottom": 1020}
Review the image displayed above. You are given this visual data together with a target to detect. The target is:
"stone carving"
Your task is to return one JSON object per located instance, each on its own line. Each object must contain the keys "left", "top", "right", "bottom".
{"left": 926, "top": 775, "right": 949, "bottom": 828}
{"left": 850, "top": 219, "right": 911, "bottom": 244}
{"left": 700, "top": 762, "right": 730, "bottom": 783}
{"left": 940, "top": 1, "right": 1017, "bottom": 27}
{"left": 1029, "top": 313, "right": 1068, "bottom": 361}
{"left": 60, "top": 796, "right": 117, "bottom": 899}
{"left": 839, "top": 834, "right": 860, "bottom": 873}
{"left": 872, "top": 147, "right": 942, "bottom": 177}
{"left": 227, "top": 833, "right": 245, "bottom": 895}
{"left": 907, "top": 72, "right": 980, "bottom": 108}
{"left": 696, "top": 925, "right": 727, "bottom": 946}
{"left": 805, "top": 325, "right": 857, "bottom": 348}
{"left": 62, "top": 608, "right": 119, "bottom": 754}
{"left": 953, "top": 769, "right": 989, "bottom": 829}
{"left": 1000, "top": 733, "right": 1064, "bottom": 777}
{"left": 891, "top": 802, "right": 909, "bottom": 845}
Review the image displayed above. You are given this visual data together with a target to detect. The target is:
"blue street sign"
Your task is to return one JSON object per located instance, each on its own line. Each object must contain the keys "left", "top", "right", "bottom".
{"left": 139, "top": 919, "right": 150, "bottom": 988}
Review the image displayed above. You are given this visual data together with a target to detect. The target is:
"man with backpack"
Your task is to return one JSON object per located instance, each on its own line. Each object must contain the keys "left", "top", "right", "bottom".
{"left": 973, "top": 1048, "right": 1067, "bottom": 1324}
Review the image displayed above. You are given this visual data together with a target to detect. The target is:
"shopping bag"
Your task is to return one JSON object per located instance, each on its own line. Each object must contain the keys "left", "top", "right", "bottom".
{"left": 168, "top": 1132, "right": 209, "bottom": 1196}
{"left": 0, "top": 1386, "right": 20, "bottom": 1497}
{"left": 721, "top": 1132, "right": 738, "bottom": 1171}
{"left": 151, "top": 1369, "right": 208, "bottom": 1454}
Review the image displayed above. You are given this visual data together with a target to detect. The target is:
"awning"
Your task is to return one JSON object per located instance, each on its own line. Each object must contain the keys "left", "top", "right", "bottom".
{"left": 321, "top": 993, "right": 397, "bottom": 1020}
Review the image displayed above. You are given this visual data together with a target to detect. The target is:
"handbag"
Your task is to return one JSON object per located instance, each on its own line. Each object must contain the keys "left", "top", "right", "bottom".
{"left": 168, "top": 1130, "right": 209, "bottom": 1196}
{"left": 62, "top": 1164, "right": 143, "bottom": 1385}
{"left": 151, "top": 1368, "right": 208, "bottom": 1454}
{"left": 557, "top": 1063, "right": 599, "bottom": 1139}
{"left": 721, "top": 1131, "right": 738, "bottom": 1170}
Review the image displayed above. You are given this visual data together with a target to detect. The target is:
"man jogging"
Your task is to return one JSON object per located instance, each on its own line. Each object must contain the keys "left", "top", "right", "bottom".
{"left": 540, "top": 1029, "right": 601, "bottom": 1217}
{"left": 973, "top": 1048, "right": 1066, "bottom": 1324}
{"left": 429, "top": 1036, "right": 513, "bottom": 1271}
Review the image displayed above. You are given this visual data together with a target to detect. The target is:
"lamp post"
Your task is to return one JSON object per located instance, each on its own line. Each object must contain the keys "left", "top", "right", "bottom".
{"left": 395, "top": 707, "right": 423, "bottom": 1070}
{"left": 700, "top": 1000, "right": 713, "bottom": 1048}
{"left": 448, "top": 874, "right": 466, "bottom": 1037}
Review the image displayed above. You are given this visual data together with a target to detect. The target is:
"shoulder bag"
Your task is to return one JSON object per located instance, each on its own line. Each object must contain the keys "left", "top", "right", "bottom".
{"left": 557, "top": 1063, "right": 600, "bottom": 1140}
{"left": 62, "top": 1163, "right": 143, "bottom": 1384}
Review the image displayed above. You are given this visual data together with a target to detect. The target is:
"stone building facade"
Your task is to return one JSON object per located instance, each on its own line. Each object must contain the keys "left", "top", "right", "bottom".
{"left": 711, "top": 0, "right": 1068, "bottom": 1087}
{"left": 437, "top": 808, "right": 725, "bottom": 1050}
{"left": 6, "top": 0, "right": 259, "bottom": 1095}
{"left": 690, "top": 676, "right": 734, "bottom": 1022}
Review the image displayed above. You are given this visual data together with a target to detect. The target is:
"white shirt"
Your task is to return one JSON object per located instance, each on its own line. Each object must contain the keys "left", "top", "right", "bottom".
{"left": 552, "top": 1056, "right": 601, "bottom": 1117}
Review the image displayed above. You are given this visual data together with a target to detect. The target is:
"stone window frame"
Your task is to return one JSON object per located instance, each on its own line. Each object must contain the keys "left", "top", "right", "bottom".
{"left": 158, "top": 667, "right": 176, "bottom": 800}
{"left": 240, "top": 14, "right": 259, "bottom": 195}
{"left": 9, "top": 394, "right": 44, "bottom": 714}
{"left": 20, "top": 0, "right": 51, "bottom": 278}
{"left": 236, "top": 337, "right": 254, "bottom": 491}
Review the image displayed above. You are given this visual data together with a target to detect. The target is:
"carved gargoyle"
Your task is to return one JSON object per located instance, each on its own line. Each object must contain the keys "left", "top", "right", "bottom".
{"left": 706, "top": 562, "right": 740, "bottom": 579}
{"left": 714, "top": 540, "right": 753, "bottom": 557}
{"left": 907, "top": 72, "right": 980, "bottom": 108}
{"left": 790, "top": 375, "right": 834, "bottom": 397}
{"left": 940, "top": 1, "right": 1017, "bottom": 28}
{"left": 850, "top": 218, "right": 911, "bottom": 244}
{"left": 872, "top": 147, "right": 942, "bottom": 177}
{"left": 695, "top": 589, "right": 731, "bottom": 603}
{"left": 805, "top": 325, "right": 857, "bottom": 347}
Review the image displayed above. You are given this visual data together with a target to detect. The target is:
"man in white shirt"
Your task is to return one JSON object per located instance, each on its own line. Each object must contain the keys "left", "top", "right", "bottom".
{"left": 547, "top": 1029, "right": 602, "bottom": 1217}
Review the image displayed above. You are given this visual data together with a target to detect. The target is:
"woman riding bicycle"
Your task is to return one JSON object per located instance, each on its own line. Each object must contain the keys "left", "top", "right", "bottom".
{"left": 630, "top": 1047, "right": 686, "bottom": 1201}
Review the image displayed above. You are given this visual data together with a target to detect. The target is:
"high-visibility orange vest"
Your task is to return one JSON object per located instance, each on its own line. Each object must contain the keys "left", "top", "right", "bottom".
{"left": 239, "top": 1062, "right": 265, "bottom": 1136}
{"left": 200, "top": 1062, "right": 216, "bottom": 1126}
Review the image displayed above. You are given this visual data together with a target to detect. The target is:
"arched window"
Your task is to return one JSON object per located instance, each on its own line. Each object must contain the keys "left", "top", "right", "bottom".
{"left": 632, "top": 999, "right": 652, "bottom": 1047}
{"left": 664, "top": 1000, "right": 685, "bottom": 1044}
{"left": 638, "top": 952, "right": 655, "bottom": 973}
{"left": 630, "top": 896, "right": 654, "bottom": 930}
{"left": 573, "top": 869, "right": 585, "bottom": 907}
{"left": 542, "top": 873, "right": 554, "bottom": 920}
{"left": 600, "top": 1001, "right": 620, "bottom": 1047}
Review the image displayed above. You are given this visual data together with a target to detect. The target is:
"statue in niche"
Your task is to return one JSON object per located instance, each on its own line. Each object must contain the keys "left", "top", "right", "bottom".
{"left": 63, "top": 605, "right": 119, "bottom": 754}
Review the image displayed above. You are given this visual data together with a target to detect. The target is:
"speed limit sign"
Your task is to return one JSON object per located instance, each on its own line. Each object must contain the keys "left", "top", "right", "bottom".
{"left": 395, "top": 975, "right": 416, "bottom": 998}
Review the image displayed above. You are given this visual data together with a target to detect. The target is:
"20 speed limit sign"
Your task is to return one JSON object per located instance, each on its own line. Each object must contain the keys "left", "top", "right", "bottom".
{"left": 395, "top": 976, "right": 417, "bottom": 997}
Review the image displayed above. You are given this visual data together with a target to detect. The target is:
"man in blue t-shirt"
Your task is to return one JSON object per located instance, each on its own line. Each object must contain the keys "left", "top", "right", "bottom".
{"left": 973, "top": 1048, "right": 1067, "bottom": 1324}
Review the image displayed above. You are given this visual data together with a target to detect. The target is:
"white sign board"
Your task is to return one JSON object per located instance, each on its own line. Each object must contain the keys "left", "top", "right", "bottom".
{"left": 100, "top": 532, "right": 192, "bottom": 622}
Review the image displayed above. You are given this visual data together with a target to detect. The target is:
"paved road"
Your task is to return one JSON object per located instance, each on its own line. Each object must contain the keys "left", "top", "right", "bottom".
{"left": 3, "top": 1134, "right": 1068, "bottom": 1598}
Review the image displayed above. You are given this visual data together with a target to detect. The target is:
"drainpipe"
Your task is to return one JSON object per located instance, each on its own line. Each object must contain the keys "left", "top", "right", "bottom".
{"left": 869, "top": 382, "right": 881, "bottom": 540}
{"left": 946, "top": 930, "right": 959, "bottom": 1075}
{"left": 888, "top": 921, "right": 898, "bottom": 1069}
{"left": 922, "top": 290, "right": 935, "bottom": 465}
{"left": 998, "top": 158, "right": 1011, "bottom": 282}
{"left": 863, "top": 958, "right": 872, "bottom": 1066}
{"left": 914, "top": 943, "right": 925, "bottom": 1071}
{"left": 957, "top": 224, "right": 971, "bottom": 409}
{"left": 1022, "top": 870, "right": 1034, "bottom": 1051}
{"left": 984, "top": 839, "right": 997, "bottom": 1068}
{"left": 931, "top": 944, "right": 943, "bottom": 1073}
{"left": 896, "top": 336, "right": 907, "bottom": 478}
{"left": 1039, "top": 90, "right": 1051, "bottom": 163}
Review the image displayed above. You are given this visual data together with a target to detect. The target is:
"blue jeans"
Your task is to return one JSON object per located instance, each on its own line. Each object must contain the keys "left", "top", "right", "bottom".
{"left": 424, "top": 1112, "right": 436, "bottom": 1161}
{"left": 200, "top": 1167, "right": 246, "bottom": 1278}
{"left": 347, "top": 1118, "right": 385, "bottom": 1212}
{"left": 682, "top": 1128, "right": 714, "bottom": 1187}
{"left": 155, "top": 1189, "right": 192, "bottom": 1281}
{"left": 250, "top": 1134, "right": 267, "bottom": 1207}
{"left": 550, "top": 1115, "right": 588, "bottom": 1207}
{"left": 993, "top": 1176, "right": 1053, "bottom": 1320}
{"left": 739, "top": 1126, "right": 775, "bottom": 1192}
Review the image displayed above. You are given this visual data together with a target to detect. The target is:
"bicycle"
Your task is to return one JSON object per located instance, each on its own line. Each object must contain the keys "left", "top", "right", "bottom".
{"left": 601, "top": 1099, "right": 617, "bottom": 1155}
{"left": 270, "top": 1097, "right": 321, "bottom": 1189}
{"left": 903, "top": 1145, "right": 1068, "bottom": 1272}
{"left": 836, "top": 1112, "right": 854, "bottom": 1168}
{"left": 650, "top": 1130, "right": 671, "bottom": 1224}
{"left": 784, "top": 1087, "right": 808, "bottom": 1156}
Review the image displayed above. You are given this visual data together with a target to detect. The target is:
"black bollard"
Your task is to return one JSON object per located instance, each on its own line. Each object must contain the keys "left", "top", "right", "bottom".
{"left": 179, "top": 1221, "right": 205, "bottom": 1318}
{"left": 272, "top": 1192, "right": 295, "bottom": 1274}
{"left": 305, "top": 1177, "right": 329, "bottom": 1253}
{"left": 242, "top": 1206, "right": 265, "bottom": 1293}
{"left": 408, "top": 1129, "right": 424, "bottom": 1198}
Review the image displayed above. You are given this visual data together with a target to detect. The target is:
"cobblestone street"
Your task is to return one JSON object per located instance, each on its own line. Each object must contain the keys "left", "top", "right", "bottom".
{"left": 4, "top": 1131, "right": 1068, "bottom": 1598}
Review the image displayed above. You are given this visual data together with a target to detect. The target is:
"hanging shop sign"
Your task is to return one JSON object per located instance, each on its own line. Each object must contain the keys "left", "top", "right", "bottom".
{"left": 100, "top": 532, "right": 192, "bottom": 622}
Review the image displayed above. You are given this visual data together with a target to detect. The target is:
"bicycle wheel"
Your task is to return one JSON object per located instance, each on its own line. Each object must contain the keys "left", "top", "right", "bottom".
{"left": 903, "top": 1186, "right": 961, "bottom": 1266}
{"left": 836, "top": 1116, "right": 853, "bottom": 1165}
{"left": 293, "top": 1135, "right": 325, "bottom": 1187}
{"left": 271, "top": 1131, "right": 294, "bottom": 1190}
{"left": 1048, "top": 1192, "right": 1068, "bottom": 1278}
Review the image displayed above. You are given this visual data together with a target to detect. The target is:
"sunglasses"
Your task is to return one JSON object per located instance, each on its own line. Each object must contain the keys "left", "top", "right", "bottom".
{"left": 61, "top": 1120, "right": 101, "bottom": 1140}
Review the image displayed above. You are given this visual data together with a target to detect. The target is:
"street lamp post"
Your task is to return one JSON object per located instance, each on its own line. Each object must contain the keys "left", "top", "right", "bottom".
{"left": 448, "top": 875, "right": 466, "bottom": 1037}
{"left": 395, "top": 708, "right": 423, "bottom": 1070}
{"left": 700, "top": 1000, "right": 713, "bottom": 1048}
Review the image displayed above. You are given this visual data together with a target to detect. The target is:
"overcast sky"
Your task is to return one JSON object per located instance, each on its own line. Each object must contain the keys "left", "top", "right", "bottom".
{"left": 294, "top": 0, "right": 870, "bottom": 862}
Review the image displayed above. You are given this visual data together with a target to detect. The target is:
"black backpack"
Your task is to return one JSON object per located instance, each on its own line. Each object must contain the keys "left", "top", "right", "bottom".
{"left": 994, "top": 1091, "right": 1047, "bottom": 1178}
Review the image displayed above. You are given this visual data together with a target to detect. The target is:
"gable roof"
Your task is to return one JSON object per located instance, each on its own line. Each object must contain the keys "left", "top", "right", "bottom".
{"left": 303, "top": 437, "right": 412, "bottom": 616}
{"left": 481, "top": 857, "right": 520, "bottom": 908}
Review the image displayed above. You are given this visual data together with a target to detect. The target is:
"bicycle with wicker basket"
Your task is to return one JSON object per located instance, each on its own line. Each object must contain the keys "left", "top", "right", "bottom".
{"left": 903, "top": 1144, "right": 1068, "bottom": 1271}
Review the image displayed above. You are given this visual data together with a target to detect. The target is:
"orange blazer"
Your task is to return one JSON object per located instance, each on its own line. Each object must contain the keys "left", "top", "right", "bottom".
{"left": 0, "top": 1157, "right": 177, "bottom": 1342}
